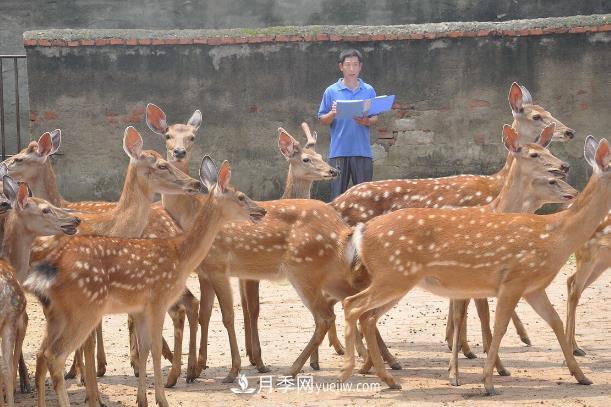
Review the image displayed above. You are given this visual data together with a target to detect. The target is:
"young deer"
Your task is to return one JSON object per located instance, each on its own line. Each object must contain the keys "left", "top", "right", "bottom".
{"left": 26, "top": 157, "right": 266, "bottom": 407}
{"left": 0, "top": 175, "right": 81, "bottom": 406}
{"left": 339, "top": 136, "right": 610, "bottom": 395}
{"left": 328, "top": 82, "right": 574, "bottom": 358}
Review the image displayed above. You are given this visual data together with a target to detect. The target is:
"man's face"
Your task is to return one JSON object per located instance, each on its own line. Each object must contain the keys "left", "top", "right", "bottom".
{"left": 339, "top": 56, "right": 362, "bottom": 80}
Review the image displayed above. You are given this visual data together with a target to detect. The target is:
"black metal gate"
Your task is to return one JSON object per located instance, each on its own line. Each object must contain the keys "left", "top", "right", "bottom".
{"left": 0, "top": 54, "right": 27, "bottom": 161}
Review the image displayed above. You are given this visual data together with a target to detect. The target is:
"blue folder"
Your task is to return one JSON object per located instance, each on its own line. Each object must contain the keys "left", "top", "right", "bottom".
{"left": 336, "top": 95, "right": 395, "bottom": 119}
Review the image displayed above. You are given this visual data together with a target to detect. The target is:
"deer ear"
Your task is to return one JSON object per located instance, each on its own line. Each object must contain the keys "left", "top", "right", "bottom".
{"left": 199, "top": 155, "right": 218, "bottom": 191}
{"left": 535, "top": 123, "right": 554, "bottom": 148}
{"left": 37, "top": 132, "right": 53, "bottom": 158}
{"left": 217, "top": 161, "right": 231, "bottom": 193}
{"left": 49, "top": 129, "right": 62, "bottom": 155}
{"left": 594, "top": 138, "right": 610, "bottom": 173}
{"left": 16, "top": 183, "right": 29, "bottom": 209}
{"left": 584, "top": 135, "right": 598, "bottom": 169}
{"left": 502, "top": 125, "right": 520, "bottom": 153}
{"left": 278, "top": 128, "right": 299, "bottom": 159}
{"left": 508, "top": 82, "right": 523, "bottom": 114}
{"left": 146, "top": 103, "right": 169, "bottom": 135}
{"left": 123, "top": 126, "right": 143, "bottom": 160}
{"left": 187, "top": 110, "right": 202, "bottom": 131}
{"left": 3, "top": 175, "right": 18, "bottom": 203}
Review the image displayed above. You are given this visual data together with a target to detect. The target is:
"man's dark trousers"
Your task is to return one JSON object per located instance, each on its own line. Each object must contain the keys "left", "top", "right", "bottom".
{"left": 329, "top": 156, "right": 373, "bottom": 200}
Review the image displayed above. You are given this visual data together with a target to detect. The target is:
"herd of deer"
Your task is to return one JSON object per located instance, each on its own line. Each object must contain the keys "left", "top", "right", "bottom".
{"left": 0, "top": 82, "right": 608, "bottom": 406}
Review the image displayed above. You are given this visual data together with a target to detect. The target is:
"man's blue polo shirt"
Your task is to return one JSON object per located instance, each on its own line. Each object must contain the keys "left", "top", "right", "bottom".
{"left": 318, "top": 78, "right": 376, "bottom": 159}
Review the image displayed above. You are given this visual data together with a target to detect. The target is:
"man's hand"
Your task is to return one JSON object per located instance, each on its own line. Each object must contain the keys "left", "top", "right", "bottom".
{"left": 319, "top": 101, "right": 337, "bottom": 125}
{"left": 353, "top": 115, "right": 378, "bottom": 127}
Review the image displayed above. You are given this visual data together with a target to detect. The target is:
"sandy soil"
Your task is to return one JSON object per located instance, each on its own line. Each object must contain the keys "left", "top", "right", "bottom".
{"left": 14, "top": 257, "right": 611, "bottom": 406}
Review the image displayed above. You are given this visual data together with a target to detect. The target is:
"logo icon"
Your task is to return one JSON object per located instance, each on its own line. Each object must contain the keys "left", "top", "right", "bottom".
{"left": 230, "top": 373, "right": 256, "bottom": 394}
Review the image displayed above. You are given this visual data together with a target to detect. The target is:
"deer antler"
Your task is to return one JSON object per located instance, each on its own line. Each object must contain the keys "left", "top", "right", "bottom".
{"left": 301, "top": 122, "right": 317, "bottom": 149}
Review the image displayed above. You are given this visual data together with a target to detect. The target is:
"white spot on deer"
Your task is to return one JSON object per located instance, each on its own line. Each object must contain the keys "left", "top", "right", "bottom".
{"left": 540, "top": 233, "right": 549, "bottom": 239}
{"left": 486, "top": 196, "right": 493, "bottom": 203}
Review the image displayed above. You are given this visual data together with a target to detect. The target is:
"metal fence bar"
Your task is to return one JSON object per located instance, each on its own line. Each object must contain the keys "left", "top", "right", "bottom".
{"left": 0, "top": 55, "right": 26, "bottom": 161}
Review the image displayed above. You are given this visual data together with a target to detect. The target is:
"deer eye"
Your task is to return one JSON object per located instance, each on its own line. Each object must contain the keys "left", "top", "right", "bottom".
{"left": 530, "top": 152, "right": 539, "bottom": 158}
{"left": 238, "top": 195, "right": 245, "bottom": 201}
{"left": 302, "top": 157, "right": 311, "bottom": 163}
{"left": 548, "top": 179, "right": 557, "bottom": 185}
{"left": 165, "top": 134, "right": 171, "bottom": 140}
{"left": 189, "top": 136, "right": 195, "bottom": 142}
{"left": 158, "top": 164, "right": 168, "bottom": 170}
{"left": 532, "top": 114, "right": 542, "bottom": 121}
{"left": 42, "top": 207, "right": 51, "bottom": 214}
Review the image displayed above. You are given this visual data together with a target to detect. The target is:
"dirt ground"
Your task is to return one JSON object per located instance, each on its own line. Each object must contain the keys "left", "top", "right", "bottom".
{"left": 15, "top": 257, "right": 611, "bottom": 406}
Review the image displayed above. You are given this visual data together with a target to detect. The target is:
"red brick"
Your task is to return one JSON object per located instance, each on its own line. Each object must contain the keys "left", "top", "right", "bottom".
{"left": 234, "top": 37, "right": 248, "bottom": 44}
{"left": 372, "top": 34, "right": 385, "bottom": 41}
{"left": 43, "top": 111, "right": 58, "bottom": 120}
{"left": 95, "top": 39, "right": 110, "bottom": 46}
{"left": 409, "top": 33, "right": 424, "bottom": 40}
{"left": 542, "top": 27, "right": 557, "bottom": 34}
{"left": 178, "top": 38, "right": 193, "bottom": 45}
{"left": 51, "top": 39, "right": 66, "bottom": 46}
{"left": 462, "top": 31, "right": 477, "bottom": 37}
{"left": 448, "top": 31, "right": 462, "bottom": 38}
{"left": 125, "top": 38, "right": 138, "bottom": 45}
{"left": 329, "top": 34, "right": 342, "bottom": 41}
{"left": 67, "top": 40, "right": 80, "bottom": 47}
{"left": 344, "top": 35, "right": 359, "bottom": 41}
{"left": 529, "top": 28, "right": 544, "bottom": 36}
{"left": 260, "top": 35, "right": 274, "bottom": 42}
{"left": 23, "top": 39, "right": 37, "bottom": 47}
{"left": 151, "top": 39, "right": 164, "bottom": 45}
{"left": 207, "top": 37, "right": 221, "bottom": 45}
{"left": 288, "top": 35, "right": 303, "bottom": 42}
{"left": 38, "top": 39, "right": 51, "bottom": 46}
{"left": 275, "top": 35, "right": 290, "bottom": 42}
{"left": 164, "top": 38, "right": 179, "bottom": 45}
{"left": 30, "top": 112, "right": 37, "bottom": 122}
{"left": 469, "top": 99, "right": 491, "bottom": 109}
{"left": 553, "top": 27, "right": 569, "bottom": 34}
{"left": 193, "top": 38, "right": 208, "bottom": 45}
{"left": 424, "top": 32, "right": 437, "bottom": 39}
{"left": 81, "top": 39, "right": 95, "bottom": 46}
{"left": 385, "top": 33, "right": 398, "bottom": 41}
{"left": 569, "top": 26, "right": 586, "bottom": 33}
{"left": 518, "top": 29, "right": 529, "bottom": 36}
{"left": 303, "top": 34, "right": 314, "bottom": 42}
{"left": 109, "top": 38, "right": 124, "bottom": 45}
{"left": 476, "top": 30, "right": 491, "bottom": 37}
{"left": 501, "top": 30, "right": 516, "bottom": 36}
{"left": 397, "top": 33, "right": 412, "bottom": 40}
{"left": 580, "top": 102, "right": 589, "bottom": 110}
{"left": 138, "top": 38, "right": 152, "bottom": 45}
{"left": 600, "top": 24, "right": 611, "bottom": 32}
{"left": 357, "top": 34, "right": 370, "bottom": 42}
{"left": 315, "top": 33, "right": 330, "bottom": 41}
{"left": 248, "top": 105, "right": 259, "bottom": 113}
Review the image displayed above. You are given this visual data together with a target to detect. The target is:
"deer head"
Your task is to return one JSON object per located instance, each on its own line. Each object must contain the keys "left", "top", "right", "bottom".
{"left": 508, "top": 82, "right": 575, "bottom": 142}
{"left": 3, "top": 130, "right": 61, "bottom": 180}
{"left": 199, "top": 156, "right": 266, "bottom": 223}
{"left": 146, "top": 103, "right": 202, "bottom": 164}
{"left": 2, "top": 176, "right": 80, "bottom": 236}
{"left": 123, "top": 126, "right": 202, "bottom": 195}
{"left": 503, "top": 123, "right": 570, "bottom": 179}
{"left": 278, "top": 126, "right": 339, "bottom": 181}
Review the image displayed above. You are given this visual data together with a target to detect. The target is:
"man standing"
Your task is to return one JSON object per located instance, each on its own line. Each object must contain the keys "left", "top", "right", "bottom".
{"left": 318, "top": 48, "right": 378, "bottom": 200}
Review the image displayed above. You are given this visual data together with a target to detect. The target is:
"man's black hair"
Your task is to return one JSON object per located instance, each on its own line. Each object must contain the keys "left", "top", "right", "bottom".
{"left": 338, "top": 49, "right": 363, "bottom": 64}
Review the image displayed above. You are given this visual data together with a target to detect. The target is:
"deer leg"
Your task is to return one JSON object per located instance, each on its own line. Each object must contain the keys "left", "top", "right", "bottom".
{"left": 196, "top": 274, "right": 215, "bottom": 377}
{"left": 449, "top": 299, "right": 468, "bottom": 386}
{"left": 473, "top": 298, "right": 509, "bottom": 376}
{"left": 510, "top": 311, "right": 530, "bottom": 346}
{"left": 128, "top": 314, "right": 139, "bottom": 377}
{"left": 95, "top": 323, "right": 107, "bottom": 377}
{"left": 355, "top": 324, "right": 368, "bottom": 359}
{"left": 445, "top": 299, "right": 454, "bottom": 350}
{"left": 82, "top": 332, "right": 103, "bottom": 407}
{"left": 183, "top": 290, "right": 200, "bottom": 383}
{"left": 47, "top": 353, "right": 71, "bottom": 407}
{"left": 524, "top": 290, "right": 592, "bottom": 386}
{"left": 164, "top": 302, "right": 185, "bottom": 388}
{"left": 213, "top": 277, "right": 241, "bottom": 383}
{"left": 133, "top": 313, "right": 151, "bottom": 407}
{"left": 35, "top": 337, "right": 49, "bottom": 407}
{"left": 64, "top": 351, "right": 79, "bottom": 380}
{"left": 482, "top": 291, "right": 521, "bottom": 395}
{"left": 458, "top": 298, "right": 476, "bottom": 359}
{"left": 241, "top": 279, "right": 269, "bottom": 373}
{"left": 1, "top": 324, "right": 16, "bottom": 407}
{"left": 239, "top": 280, "right": 254, "bottom": 365}
{"left": 150, "top": 309, "right": 170, "bottom": 407}
{"left": 15, "top": 312, "right": 29, "bottom": 394}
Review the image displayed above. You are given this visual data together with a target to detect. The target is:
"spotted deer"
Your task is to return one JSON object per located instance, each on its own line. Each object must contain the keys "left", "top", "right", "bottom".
{"left": 339, "top": 136, "right": 610, "bottom": 395}
{"left": 0, "top": 175, "right": 81, "bottom": 405}
{"left": 241, "top": 82, "right": 576, "bottom": 369}
{"left": 27, "top": 157, "right": 266, "bottom": 407}
{"left": 145, "top": 102, "right": 340, "bottom": 383}
{"left": 4, "top": 129, "right": 199, "bottom": 381}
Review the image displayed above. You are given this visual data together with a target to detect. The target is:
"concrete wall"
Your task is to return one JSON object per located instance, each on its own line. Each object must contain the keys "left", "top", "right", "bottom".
{"left": 24, "top": 16, "right": 611, "bottom": 202}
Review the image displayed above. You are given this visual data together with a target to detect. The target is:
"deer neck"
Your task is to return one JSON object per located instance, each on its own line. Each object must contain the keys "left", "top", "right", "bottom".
{"left": 28, "top": 161, "right": 66, "bottom": 206}
{"left": 554, "top": 174, "right": 611, "bottom": 254}
{"left": 162, "top": 157, "right": 198, "bottom": 229}
{"left": 282, "top": 166, "right": 312, "bottom": 199}
{"left": 106, "top": 163, "right": 154, "bottom": 237}
{"left": 488, "top": 157, "right": 538, "bottom": 213}
{"left": 175, "top": 193, "right": 226, "bottom": 275}
{"left": 491, "top": 152, "right": 514, "bottom": 190}
{"left": 1, "top": 213, "right": 36, "bottom": 281}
